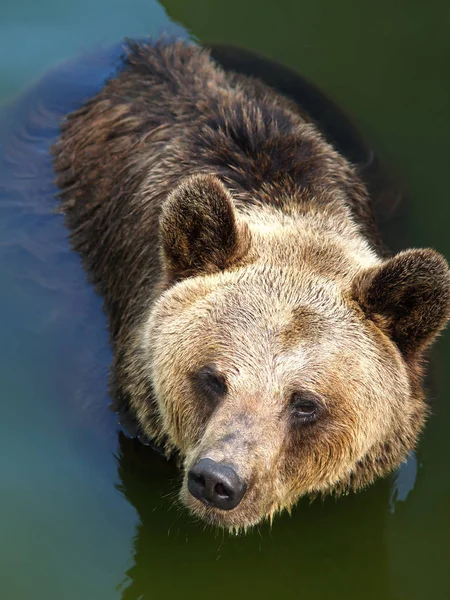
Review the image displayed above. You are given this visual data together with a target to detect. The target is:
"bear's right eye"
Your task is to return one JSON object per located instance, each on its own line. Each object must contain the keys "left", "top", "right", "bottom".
{"left": 192, "top": 365, "right": 228, "bottom": 399}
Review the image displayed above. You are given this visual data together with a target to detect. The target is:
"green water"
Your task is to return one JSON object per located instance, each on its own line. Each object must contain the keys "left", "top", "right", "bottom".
{"left": 1, "top": 1, "right": 450, "bottom": 599}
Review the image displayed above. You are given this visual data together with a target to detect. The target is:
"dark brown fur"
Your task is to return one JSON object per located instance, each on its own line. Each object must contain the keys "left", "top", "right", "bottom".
{"left": 52, "top": 40, "right": 450, "bottom": 529}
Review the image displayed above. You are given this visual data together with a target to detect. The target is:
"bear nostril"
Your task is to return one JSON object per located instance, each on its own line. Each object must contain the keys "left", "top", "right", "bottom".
{"left": 214, "top": 482, "right": 228, "bottom": 498}
{"left": 187, "top": 458, "right": 246, "bottom": 511}
{"left": 191, "top": 473, "right": 205, "bottom": 487}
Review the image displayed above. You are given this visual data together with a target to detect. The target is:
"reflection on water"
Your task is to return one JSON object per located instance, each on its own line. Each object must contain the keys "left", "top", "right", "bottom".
{"left": 389, "top": 453, "right": 418, "bottom": 513}
{"left": 2, "top": 1, "right": 450, "bottom": 599}
{"left": 115, "top": 434, "right": 394, "bottom": 600}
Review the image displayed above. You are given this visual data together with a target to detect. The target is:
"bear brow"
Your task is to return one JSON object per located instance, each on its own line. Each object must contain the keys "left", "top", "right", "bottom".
{"left": 280, "top": 306, "right": 325, "bottom": 347}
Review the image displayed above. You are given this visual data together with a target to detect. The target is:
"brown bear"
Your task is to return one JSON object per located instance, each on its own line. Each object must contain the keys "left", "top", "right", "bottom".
{"left": 52, "top": 39, "right": 450, "bottom": 530}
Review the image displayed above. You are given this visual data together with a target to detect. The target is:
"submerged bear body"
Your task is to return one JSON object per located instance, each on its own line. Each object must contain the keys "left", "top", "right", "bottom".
{"left": 52, "top": 40, "right": 450, "bottom": 529}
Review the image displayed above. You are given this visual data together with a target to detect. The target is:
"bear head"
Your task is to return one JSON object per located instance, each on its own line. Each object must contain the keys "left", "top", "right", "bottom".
{"left": 118, "top": 174, "right": 450, "bottom": 530}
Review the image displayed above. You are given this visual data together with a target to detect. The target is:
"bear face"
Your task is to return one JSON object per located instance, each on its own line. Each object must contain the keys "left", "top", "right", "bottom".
{"left": 119, "top": 175, "right": 449, "bottom": 530}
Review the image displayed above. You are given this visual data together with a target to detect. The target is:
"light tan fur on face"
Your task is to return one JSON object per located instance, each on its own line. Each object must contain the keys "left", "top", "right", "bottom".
{"left": 134, "top": 206, "right": 414, "bottom": 529}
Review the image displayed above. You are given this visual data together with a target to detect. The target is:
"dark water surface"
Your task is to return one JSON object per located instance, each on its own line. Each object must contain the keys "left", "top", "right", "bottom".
{"left": 1, "top": 2, "right": 450, "bottom": 599}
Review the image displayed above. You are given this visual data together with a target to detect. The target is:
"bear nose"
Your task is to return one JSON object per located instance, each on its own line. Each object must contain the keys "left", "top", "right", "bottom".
{"left": 188, "top": 458, "right": 246, "bottom": 510}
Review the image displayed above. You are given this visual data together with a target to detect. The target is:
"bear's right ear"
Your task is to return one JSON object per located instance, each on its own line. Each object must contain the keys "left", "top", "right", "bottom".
{"left": 160, "top": 174, "right": 251, "bottom": 280}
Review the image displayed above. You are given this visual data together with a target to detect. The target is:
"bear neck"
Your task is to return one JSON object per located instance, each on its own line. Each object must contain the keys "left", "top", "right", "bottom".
{"left": 239, "top": 198, "right": 381, "bottom": 284}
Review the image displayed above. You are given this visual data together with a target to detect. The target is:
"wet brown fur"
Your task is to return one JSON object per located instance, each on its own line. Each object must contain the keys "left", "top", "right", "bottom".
{"left": 52, "top": 39, "right": 450, "bottom": 529}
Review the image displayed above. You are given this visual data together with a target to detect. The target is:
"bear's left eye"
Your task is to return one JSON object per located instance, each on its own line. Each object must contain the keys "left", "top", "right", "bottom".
{"left": 192, "top": 365, "right": 228, "bottom": 399}
{"left": 291, "top": 391, "right": 323, "bottom": 425}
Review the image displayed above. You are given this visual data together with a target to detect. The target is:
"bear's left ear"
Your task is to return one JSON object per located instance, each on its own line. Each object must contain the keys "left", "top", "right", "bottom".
{"left": 160, "top": 174, "right": 251, "bottom": 280}
{"left": 353, "top": 249, "right": 450, "bottom": 355}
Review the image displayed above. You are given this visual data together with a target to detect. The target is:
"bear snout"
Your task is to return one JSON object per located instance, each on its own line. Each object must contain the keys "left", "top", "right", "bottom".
{"left": 187, "top": 458, "right": 247, "bottom": 510}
